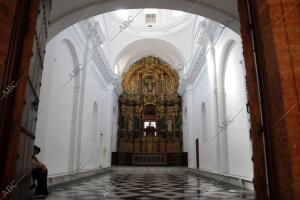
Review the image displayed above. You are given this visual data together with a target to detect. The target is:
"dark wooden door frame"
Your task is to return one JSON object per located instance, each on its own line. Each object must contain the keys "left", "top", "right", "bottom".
{"left": 239, "top": 0, "right": 300, "bottom": 199}
{"left": 238, "top": 1, "right": 269, "bottom": 199}
{"left": 0, "top": 0, "right": 38, "bottom": 185}
{"left": 195, "top": 139, "right": 199, "bottom": 169}
{"left": 0, "top": 0, "right": 41, "bottom": 197}
{"left": 242, "top": 1, "right": 274, "bottom": 198}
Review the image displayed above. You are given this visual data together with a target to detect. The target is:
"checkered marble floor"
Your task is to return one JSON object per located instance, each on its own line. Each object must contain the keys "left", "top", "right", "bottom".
{"left": 46, "top": 167, "right": 255, "bottom": 200}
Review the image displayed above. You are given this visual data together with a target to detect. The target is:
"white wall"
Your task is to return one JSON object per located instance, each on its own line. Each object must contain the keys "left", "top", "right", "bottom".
{"left": 35, "top": 24, "right": 117, "bottom": 176}
{"left": 183, "top": 28, "right": 254, "bottom": 180}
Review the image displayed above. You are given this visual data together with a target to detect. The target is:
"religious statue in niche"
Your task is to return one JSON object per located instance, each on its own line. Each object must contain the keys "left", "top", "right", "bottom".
{"left": 144, "top": 75, "right": 156, "bottom": 95}
{"left": 167, "top": 117, "right": 173, "bottom": 133}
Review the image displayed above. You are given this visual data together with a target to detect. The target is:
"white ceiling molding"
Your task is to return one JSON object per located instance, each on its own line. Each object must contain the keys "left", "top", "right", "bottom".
{"left": 80, "top": 18, "right": 122, "bottom": 94}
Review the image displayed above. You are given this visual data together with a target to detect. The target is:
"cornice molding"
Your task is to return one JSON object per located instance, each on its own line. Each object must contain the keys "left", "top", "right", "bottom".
{"left": 179, "top": 19, "right": 223, "bottom": 96}
{"left": 80, "top": 18, "right": 122, "bottom": 95}
{"left": 178, "top": 46, "right": 206, "bottom": 95}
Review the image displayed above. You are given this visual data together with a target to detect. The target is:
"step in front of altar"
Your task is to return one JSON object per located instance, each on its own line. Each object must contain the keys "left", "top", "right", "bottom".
{"left": 112, "top": 152, "right": 188, "bottom": 166}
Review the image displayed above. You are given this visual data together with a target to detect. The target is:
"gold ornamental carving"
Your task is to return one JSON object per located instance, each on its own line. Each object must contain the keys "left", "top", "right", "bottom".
{"left": 117, "top": 56, "right": 182, "bottom": 154}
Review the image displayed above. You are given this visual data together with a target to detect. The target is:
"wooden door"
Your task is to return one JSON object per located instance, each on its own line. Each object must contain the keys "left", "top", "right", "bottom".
{"left": 0, "top": 0, "right": 51, "bottom": 199}
{"left": 195, "top": 139, "right": 199, "bottom": 169}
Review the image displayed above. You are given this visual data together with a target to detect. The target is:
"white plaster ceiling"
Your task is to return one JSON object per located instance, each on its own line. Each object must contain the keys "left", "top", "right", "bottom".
{"left": 106, "top": 9, "right": 194, "bottom": 38}
{"left": 49, "top": 0, "right": 240, "bottom": 39}
{"left": 115, "top": 38, "right": 185, "bottom": 75}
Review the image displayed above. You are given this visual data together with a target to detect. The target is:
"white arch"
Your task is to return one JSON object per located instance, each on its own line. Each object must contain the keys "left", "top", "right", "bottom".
{"left": 115, "top": 38, "right": 185, "bottom": 74}
{"left": 49, "top": 0, "right": 240, "bottom": 39}
{"left": 218, "top": 39, "right": 236, "bottom": 89}
{"left": 111, "top": 106, "right": 118, "bottom": 152}
{"left": 201, "top": 102, "right": 207, "bottom": 143}
{"left": 216, "top": 39, "right": 236, "bottom": 173}
{"left": 183, "top": 106, "right": 189, "bottom": 153}
{"left": 62, "top": 38, "right": 82, "bottom": 171}
{"left": 92, "top": 102, "right": 99, "bottom": 142}
{"left": 75, "top": 35, "right": 93, "bottom": 170}
{"left": 223, "top": 43, "right": 253, "bottom": 177}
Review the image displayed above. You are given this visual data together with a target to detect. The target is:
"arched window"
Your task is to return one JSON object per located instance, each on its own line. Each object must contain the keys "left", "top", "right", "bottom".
{"left": 92, "top": 102, "right": 99, "bottom": 142}
{"left": 201, "top": 103, "right": 207, "bottom": 143}
{"left": 114, "top": 64, "right": 119, "bottom": 74}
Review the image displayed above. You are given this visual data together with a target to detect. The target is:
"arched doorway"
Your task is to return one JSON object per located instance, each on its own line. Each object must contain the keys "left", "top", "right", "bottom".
{"left": 0, "top": 1, "right": 299, "bottom": 200}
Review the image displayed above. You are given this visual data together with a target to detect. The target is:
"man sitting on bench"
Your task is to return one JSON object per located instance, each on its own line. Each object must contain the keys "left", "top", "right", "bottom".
{"left": 31, "top": 145, "right": 49, "bottom": 198}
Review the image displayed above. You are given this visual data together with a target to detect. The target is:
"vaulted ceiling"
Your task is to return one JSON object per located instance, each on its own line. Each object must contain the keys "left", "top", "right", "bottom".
{"left": 49, "top": 0, "right": 240, "bottom": 39}
{"left": 115, "top": 38, "right": 185, "bottom": 74}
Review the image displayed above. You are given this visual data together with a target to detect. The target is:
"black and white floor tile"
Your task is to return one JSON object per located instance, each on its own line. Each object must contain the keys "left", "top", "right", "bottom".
{"left": 45, "top": 167, "right": 255, "bottom": 200}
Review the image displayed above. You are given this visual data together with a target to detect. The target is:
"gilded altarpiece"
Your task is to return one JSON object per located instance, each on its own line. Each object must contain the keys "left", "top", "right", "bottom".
{"left": 117, "top": 57, "right": 183, "bottom": 156}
